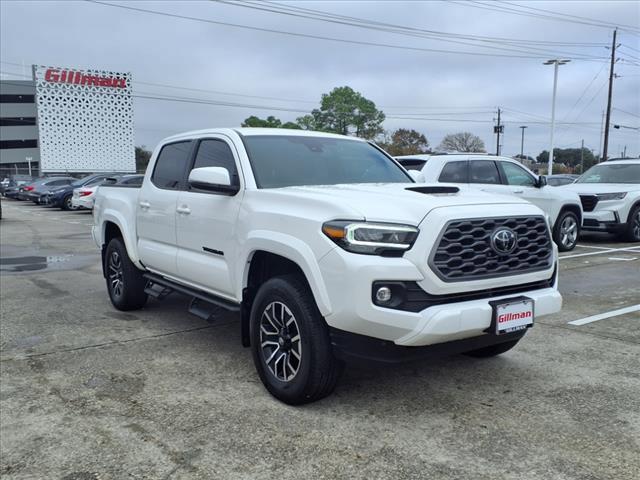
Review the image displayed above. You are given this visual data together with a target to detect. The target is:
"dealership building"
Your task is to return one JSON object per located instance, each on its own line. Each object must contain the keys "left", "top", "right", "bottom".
{"left": 0, "top": 65, "right": 136, "bottom": 178}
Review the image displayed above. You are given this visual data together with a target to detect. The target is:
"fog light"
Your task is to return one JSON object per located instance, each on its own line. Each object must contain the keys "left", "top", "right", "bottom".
{"left": 375, "top": 286, "right": 392, "bottom": 303}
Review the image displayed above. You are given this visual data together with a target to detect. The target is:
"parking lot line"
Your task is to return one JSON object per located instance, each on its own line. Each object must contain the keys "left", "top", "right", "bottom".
{"left": 576, "top": 245, "right": 616, "bottom": 250}
{"left": 560, "top": 247, "right": 640, "bottom": 260}
{"left": 568, "top": 304, "right": 640, "bottom": 326}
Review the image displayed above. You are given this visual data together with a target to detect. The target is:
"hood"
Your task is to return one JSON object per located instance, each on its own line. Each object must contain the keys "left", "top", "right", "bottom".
{"left": 561, "top": 183, "right": 640, "bottom": 194}
{"left": 266, "top": 183, "right": 532, "bottom": 225}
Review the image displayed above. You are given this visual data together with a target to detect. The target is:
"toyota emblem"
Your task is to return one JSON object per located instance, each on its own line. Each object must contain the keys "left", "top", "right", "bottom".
{"left": 491, "top": 228, "right": 518, "bottom": 255}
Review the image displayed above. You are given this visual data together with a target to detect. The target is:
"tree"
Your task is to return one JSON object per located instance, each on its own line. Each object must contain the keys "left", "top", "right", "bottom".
{"left": 379, "top": 128, "right": 429, "bottom": 155}
{"left": 297, "top": 86, "right": 385, "bottom": 139}
{"left": 241, "top": 115, "right": 300, "bottom": 129}
{"left": 437, "top": 132, "right": 486, "bottom": 152}
{"left": 135, "top": 146, "right": 152, "bottom": 172}
{"left": 536, "top": 148, "right": 596, "bottom": 170}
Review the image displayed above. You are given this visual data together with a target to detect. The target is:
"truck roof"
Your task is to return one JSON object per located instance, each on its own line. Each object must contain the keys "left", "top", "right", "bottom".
{"left": 161, "top": 128, "right": 367, "bottom": 143}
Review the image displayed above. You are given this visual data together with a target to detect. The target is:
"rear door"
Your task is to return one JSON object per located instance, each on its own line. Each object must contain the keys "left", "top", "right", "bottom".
{"left": 467, "top": 159, "right": 511, "bottom": 196}
{"left": 176, "top": 136, "right": 243, "bottom": 297}
{"left": 137, "top": 140, "right": 193, "bottom": 276}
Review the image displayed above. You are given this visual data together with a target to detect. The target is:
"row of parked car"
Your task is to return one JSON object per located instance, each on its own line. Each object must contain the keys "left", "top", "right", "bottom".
{"left": 1, "top": 173, "right": 143, "bottom": 210}
{"left": 395, "top": 154, "right": 640, "bottom": 245}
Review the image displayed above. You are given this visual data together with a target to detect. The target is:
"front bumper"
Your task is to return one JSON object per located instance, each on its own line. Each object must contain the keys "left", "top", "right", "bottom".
{"left": 319, "top": 247, "right": 561, "bottom": 347}
{"left": 582, "top": 209, "right": 626, "bottom": 233}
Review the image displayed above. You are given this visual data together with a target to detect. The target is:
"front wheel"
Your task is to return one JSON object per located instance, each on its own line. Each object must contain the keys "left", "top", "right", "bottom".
{"left": 250, "top": 275, "right": 343, "bottom": 405}
{"left": 553, "top": 211, "right": 579, "bottom": 251}
{"left": 105, "top": 238, "right": 148, "bottom": 311}
{"left": 623, "top": 205, "right": 640, "bottom": 242}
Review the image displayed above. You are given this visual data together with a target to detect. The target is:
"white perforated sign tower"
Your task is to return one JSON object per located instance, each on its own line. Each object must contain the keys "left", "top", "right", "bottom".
{"left": 33, "top": 65, "right": 135, "bottom": 173}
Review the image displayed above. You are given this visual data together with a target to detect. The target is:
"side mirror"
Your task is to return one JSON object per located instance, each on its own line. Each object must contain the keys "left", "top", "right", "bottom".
{"left": 537, "top": 175, "right": 547, "bottom": 188}
{"left": 188, "top": 167, "right": 239, "bottom": 195}
{"left": 408, "top": 170, "right": 425, "bottom": 183}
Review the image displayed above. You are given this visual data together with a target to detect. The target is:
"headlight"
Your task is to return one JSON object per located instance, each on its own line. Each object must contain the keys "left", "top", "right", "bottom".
{"left": 597, "top": 192, "right": 627, "bottom": 201}
{"left": 322, "top": 221, "right": 419, "bottom": 255}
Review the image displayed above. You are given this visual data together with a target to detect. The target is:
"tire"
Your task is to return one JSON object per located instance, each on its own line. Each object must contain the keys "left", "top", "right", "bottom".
{"left": 553, "top": 210, "right": 579, "bottom": 251}
{"left": 623, "top": 205, "right": 640, "bottom": 243}
{"left": 464, "top": 339, "right": 521, "bottom": 358}
{"left": 250, "top": 275, "right": 343, "bottom": 405}
{"left": 105, "top": 238, "right": 148, "bottom": 311}
{"left": 62, "top": 194, "right": 73, "bottom": 211}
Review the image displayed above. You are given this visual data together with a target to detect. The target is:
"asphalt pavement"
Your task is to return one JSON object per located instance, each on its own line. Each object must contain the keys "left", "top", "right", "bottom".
{"left": 1, "top": 199, "right": 639, "bottom": 480}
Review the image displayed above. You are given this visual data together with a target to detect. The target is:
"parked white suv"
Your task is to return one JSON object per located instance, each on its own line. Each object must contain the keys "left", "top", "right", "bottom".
{"left": 93, "top": 129, "right": 562, "bottom": 404}
{"left": 396, "top": 154, "right": 584, "bottom": 251}
{"left": 560, "top": 159, "right": 640, "bottom": 242}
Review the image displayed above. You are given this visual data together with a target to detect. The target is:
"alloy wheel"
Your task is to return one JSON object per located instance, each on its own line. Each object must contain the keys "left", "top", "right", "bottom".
{"left": 108, "top": 250, "right": 124, "bottom": 298}
{"left": 633, "top": 210, "right": 640, "bottom": 240}
{"left": 560, "top": 216, "right": 578, "bottom": 249}
{"left": 259, "top": 301, "right": 302, "bottom": 382}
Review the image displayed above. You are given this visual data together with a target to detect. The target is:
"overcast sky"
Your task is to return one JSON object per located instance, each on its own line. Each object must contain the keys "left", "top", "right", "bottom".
{"left": 1, "top": 0, "right": 639, "bottom": 158}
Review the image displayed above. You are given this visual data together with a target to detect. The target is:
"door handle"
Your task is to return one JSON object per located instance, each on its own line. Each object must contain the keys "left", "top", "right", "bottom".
{"left": 139, "top": 201, "right": 151, "bottom": 209}
{"left": 176, "top": 205, "right": 191, "bottom": 215}
{"left": 512, "top": 190, "right": 524, "bottom": 194}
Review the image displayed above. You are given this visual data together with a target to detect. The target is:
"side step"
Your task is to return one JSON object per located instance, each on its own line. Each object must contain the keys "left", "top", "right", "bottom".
{"left": 143, "top": 273, "right": 240, "bottom": 321}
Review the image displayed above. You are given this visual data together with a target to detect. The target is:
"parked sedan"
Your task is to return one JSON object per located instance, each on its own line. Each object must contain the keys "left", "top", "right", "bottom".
{"left": 20, "top": 177, "right": 75, "bottom": 203}
{"left": 42, "top": 173, "right": 123, "bottom": 210}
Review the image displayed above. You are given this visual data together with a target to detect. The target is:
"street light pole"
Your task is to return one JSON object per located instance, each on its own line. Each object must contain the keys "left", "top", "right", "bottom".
{"left": 544, "top": 59, "right": 570, "bottom": 175}
{"left": 519, "top": 126, "right": 527, "bottom": 162}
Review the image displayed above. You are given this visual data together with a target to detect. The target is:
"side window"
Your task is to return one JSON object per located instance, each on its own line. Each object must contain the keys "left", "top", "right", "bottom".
{"left": 151, "top": 141, "right": 193, "bottom": 190}
{"left": 439, "top": 161, "right": 468, "bottom": 183}
{"left": 191, "top": 139, "right": 239, "bottom": 186}
{"left": 399, "top": 159, "right": 427, "bottom": 171}
{"left": 499, "top": 161, "right": 537, "bottom": 187}
{"left": 469, "top": 161, "right": 501, "bottom": 185}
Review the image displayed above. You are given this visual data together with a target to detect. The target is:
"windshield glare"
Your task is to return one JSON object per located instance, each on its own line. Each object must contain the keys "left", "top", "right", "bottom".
{"left": 576, "top": 163, "right": 640, "bottom": 184}
{"left": 243, "top": 135, "right": 411, "bottom": 188}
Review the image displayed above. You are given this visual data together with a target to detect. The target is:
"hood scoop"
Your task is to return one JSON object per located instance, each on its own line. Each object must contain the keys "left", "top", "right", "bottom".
{"left": 405, "top": 186, "right": 459, "bottom": 195}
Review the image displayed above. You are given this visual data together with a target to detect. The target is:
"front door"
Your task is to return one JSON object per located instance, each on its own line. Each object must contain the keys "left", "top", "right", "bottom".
{"left": 136, "top": 140, "right": 193, "bottom": 276}
{"left": 176, "top": 137, "right": 243, "bottom": 299}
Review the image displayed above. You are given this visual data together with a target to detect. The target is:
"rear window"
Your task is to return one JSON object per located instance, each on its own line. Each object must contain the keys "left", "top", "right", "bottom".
{"left": 398, "top": 158, "right": 427, "bottom": 171}
{"left": 439, "top": 161, "right": 468, "bottom": 183}
{"left": 469, "top": 161, "right": 501, "bottom": 184}
{"left": 151, "top": 141, "right": 193, "bottom": 190}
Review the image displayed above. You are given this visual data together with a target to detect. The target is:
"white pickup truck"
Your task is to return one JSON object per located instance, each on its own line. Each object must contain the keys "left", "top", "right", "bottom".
{"left": 93, "top": 128, "right": 562, "bottom": 404}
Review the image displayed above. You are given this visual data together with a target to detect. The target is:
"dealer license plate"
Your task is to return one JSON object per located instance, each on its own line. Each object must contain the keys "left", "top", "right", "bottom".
{"left": 492, "top": 297, "right": 534, "bottom": 335}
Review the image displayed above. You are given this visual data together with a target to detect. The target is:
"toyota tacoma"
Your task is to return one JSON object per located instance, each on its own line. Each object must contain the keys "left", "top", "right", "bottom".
{"left": 93, "top": 128, "right": 562, "bottom": 404}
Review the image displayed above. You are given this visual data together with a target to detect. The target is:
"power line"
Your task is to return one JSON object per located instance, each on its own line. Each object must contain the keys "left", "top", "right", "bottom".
{"left": 84, "top": 1, "right": 610, "bottom": 61}
{"left": 500, "top": 1, "right": 640, "bottom": 32}
{"left": 613, "top": 108, "right": 640, "bottom": 119}
{"left": 454, "top": 1, "right": 640, "bottom": 33}
{"left": 214, "top": 0, "right": 608, "bottom": 60}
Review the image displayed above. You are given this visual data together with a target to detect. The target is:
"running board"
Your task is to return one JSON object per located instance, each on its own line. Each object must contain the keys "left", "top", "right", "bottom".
{"left": 143, "top": 273, "right": 241, "bottom": 317}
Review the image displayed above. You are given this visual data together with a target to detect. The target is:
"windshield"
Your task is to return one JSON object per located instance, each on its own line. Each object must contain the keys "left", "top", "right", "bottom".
{"left": 243, "top": 135, "right": 411, "bottom": 188}
{"left": 576, "top": 163, "right": 640, "bottom": 184}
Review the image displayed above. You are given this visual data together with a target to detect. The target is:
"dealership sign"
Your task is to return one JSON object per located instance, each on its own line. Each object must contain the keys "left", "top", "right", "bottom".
{"left": 33, "top": 65, "right": 135, "bottom": 173}
{"left": 43, "top": 68, "right": 127, "bottom": 89}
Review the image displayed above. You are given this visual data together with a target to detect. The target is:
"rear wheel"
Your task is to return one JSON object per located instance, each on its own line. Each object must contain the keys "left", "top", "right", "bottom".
{"left": 464, "top": 339, "right": 521, "bottom": 358}
{"left": 62, "top": 194, "right": 73, "bottom": 210}
{"left": 250, "top": 275, "right": 343, "bottom": 405}
{"left": 105, "top": 238, "right": 147, "bottom": 311}
{"left": 553, "top": 210, "right": 579, "bottom": 251}
{"left": 623, "top": 205, "right": 640, "bottom": 242}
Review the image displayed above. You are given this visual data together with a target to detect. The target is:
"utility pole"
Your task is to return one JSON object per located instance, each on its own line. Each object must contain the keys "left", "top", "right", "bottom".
{"left": 599, "top": 110, "right": 605, "bottom": 162}
{"left": 580, "top": 139, "right": 584, "bottom": 174}
{"left": 602, "top": 29, "right": 617, "bottom": 162}
{"left": 494, "top": 108, "right": 502, "bottom": 156}
{"left": 519, "top": 126, "right": 527, "bottom": 162}
{"left": 623, "top": 145, "right": 627, "bottom": 158}
{"left": 544, "top": 59, "right": 570, "bottom": 175}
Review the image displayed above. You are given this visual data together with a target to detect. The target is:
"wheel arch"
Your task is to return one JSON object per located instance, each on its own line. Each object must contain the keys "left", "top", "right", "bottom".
{"left": 238, "top": 237, "right": 333, "bottom": 347}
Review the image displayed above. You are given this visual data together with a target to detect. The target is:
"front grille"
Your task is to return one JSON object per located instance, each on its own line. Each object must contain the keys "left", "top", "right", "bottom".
{"left": 579, "top": 195, "right": 599, "bottom": 212}
{"left": 430, "top": 216, "right": 553, "bottom": 282}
